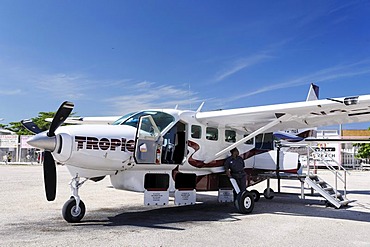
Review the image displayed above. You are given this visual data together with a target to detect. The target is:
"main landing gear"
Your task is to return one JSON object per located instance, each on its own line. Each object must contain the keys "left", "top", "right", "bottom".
{"left": 234, "top": 191, "right": 255, "bottom": 214}
{"left": 62, "top": 175, "right": 87, "bottom": 223}
{"left": 233, "top": 188, "right": 273, "bottom": 214}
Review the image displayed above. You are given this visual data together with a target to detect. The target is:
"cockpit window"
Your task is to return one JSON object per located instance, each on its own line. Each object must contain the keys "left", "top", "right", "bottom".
{"left": 114, "top": 111, "right": 175, "bottom": 132}
{"left": 112, "top": 112, "right": 136, "bottom": 125}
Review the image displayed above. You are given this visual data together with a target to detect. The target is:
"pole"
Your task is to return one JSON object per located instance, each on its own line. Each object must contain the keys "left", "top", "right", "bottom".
{"left": 276, "top": 141, "right": 281, "bottom": 193}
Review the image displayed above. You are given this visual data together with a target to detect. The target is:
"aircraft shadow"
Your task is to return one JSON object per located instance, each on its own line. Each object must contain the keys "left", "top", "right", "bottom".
{"left": 345, "top": 190, "right": 370, "bottom": 195}
{"left": 82, "top": 200, "right": 238, "bottom": 231}
{"left": 79, "top": 192, "right": 370, "bottom": 229}
{"left": 253, "top": 193, "right": 370, "bottom": 224}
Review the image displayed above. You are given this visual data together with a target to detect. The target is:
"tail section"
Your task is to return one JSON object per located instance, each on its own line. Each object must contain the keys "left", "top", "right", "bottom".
{"left": 306, "top": 83, "right": 319, "bottom": 101}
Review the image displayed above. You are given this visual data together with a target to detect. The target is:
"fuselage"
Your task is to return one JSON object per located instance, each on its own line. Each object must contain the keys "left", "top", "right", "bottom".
{"left": 29, "top": 108, "right": 300, "bottom": 192}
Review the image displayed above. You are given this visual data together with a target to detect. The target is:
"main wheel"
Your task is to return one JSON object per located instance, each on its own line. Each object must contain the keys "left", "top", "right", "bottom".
{"left": 250, "top": 189, "right": 260, "bottom": 202}
{"left": 235, "top": 191, "right": 254, "bottom": 214}
{"left": 62, "top": 198, "right": 86, "bottom": 223}
{"left": 263, "top": 188, "right": 274, "bottom": 200}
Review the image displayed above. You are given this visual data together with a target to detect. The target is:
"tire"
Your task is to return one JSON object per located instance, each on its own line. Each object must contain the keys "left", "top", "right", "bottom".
{"left": 263, "top": 188, "right": 274, "bottom": 200}
{"left": 62, "top": 198, "right": 86, "bottom": 223}
{"left": 234, "top": 193, "right": 240, "bottom": 211}
{"left": 236, "top": 191, "right": 254, "bottom": 214}
{"left": 250, "top": 189, "right": 260, "bottom": 202}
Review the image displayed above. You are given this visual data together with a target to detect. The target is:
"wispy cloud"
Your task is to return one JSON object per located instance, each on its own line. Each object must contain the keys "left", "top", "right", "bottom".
{"left": 214, "top": 53, "right": 272, "bottom": 82}
{"left": 222, "top": 59, "right": 370, "bottom": 103}
{"left": 33, "top": 72, "right": 128, "bottom": 100}
{"left": 105, "top": 81, "right": 202, "bottom": 114}
{"left": 0, "top": 89, "right": 22, "bottom": 95}
{"left": 0, "top": 61, "right": 106, "bottom": 101}
{"left": 35, "top": 73, "right": 90, "bottom": 100}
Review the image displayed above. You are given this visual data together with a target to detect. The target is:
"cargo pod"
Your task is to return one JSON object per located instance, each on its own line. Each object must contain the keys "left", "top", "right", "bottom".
{"left": 174, "top": 173, "right": 196, "bottom": 205}
{"left": 134, "top": 115, "right": 163, "bottom": 164}
{"left": 144, "top": 173, "right": 170, "bottom": 206}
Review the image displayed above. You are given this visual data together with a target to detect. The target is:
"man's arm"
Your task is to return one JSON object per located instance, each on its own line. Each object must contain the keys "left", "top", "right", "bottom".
{"left": 224, "top": 158, "right": 232, "bottom": 178}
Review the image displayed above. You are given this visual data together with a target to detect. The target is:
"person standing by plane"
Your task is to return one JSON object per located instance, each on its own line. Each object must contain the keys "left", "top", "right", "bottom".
{"left": 224, "top": 148, "right": 247, "bottom": 193}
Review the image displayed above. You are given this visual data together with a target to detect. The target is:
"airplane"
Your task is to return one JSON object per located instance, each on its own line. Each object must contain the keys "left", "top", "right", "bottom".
{"left": 22, "top": 84, "right": 370, "bottom": 223}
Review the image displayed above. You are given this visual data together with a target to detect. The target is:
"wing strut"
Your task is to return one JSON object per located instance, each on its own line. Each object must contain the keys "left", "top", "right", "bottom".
{"left": 204, "top": 114, "right": 292, "bottom": 164}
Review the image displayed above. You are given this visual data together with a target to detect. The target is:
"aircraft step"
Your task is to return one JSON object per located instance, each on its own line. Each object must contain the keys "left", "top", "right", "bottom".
{"left": 305, "top": 174, "right": 348, "bottom": 209}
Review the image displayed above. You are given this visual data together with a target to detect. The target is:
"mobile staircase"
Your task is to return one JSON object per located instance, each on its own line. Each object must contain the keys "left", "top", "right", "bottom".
{"left": 304, "top": 145, "right": 351, "bottom": 208}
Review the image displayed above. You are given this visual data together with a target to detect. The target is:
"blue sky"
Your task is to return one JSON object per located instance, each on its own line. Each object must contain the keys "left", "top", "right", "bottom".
{"left": 1, "top": 1, "right": 370, "bottom": 129}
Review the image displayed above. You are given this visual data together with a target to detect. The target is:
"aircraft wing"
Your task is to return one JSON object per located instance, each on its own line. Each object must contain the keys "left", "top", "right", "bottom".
{"left": 196, "top": 95, "right": 370, "bottom": 133}
{"left": 45, "top": 116, "right": 121, "bottom": 125}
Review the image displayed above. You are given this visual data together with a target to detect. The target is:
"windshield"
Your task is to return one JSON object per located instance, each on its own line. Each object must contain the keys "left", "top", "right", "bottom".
{"left": 112, "top": 112, "right": 137, "bottom": 125}
{"left": 114, "top": 111, "right": 175, "bottom": 131}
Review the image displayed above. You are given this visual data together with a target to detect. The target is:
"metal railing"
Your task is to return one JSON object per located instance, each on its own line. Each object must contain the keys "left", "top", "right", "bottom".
{"left": 306, "top": 145, "right": 350, "bottom": 199}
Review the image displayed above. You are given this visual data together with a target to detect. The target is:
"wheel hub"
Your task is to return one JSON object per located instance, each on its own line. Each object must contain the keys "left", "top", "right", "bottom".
{"left": 244, "top": 196, "right": 252, "bottom": 208}
{"left": 71, "top": 205, "right": 81, "bottom": 217}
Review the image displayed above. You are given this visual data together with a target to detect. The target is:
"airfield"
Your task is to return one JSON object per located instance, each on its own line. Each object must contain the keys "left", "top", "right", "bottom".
{"left": 1, "top": 165, "right": 370, "bottom": 247}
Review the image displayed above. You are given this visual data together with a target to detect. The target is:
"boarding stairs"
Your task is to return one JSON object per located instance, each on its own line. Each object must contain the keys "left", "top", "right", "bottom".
{"left": 304, "top": 145, "right": 351, "bottom": 208}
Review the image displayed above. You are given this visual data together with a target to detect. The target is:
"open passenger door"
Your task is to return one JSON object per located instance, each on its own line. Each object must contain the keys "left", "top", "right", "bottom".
{"left": 134, "top": 115, "right": 163, "bottom": 164}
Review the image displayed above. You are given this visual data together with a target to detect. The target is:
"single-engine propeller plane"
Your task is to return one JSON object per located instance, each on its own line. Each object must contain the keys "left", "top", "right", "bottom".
{"left": 22, "top": 84, "right": 370, "bottom": 223}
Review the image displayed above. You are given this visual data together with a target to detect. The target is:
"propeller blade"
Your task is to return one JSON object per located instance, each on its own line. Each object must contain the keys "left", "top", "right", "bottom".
{"left": 43, "top": 151, "right": 57, "bottom": 201}
{"left": 48, "top": 101, "right": 74, "bottom": 137}
{"left": 21, "top": 119, "right": 43, "bottom": 134}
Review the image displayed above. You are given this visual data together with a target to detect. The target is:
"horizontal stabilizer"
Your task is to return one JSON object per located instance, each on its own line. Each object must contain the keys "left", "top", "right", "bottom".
{"left": 273, "top": 131, "right": 304, "bottom": 142}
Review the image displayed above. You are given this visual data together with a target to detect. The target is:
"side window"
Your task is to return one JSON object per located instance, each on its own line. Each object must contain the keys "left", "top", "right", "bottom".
{"left": 191, "top": 125, "right": 202, "bottom": 139}
{"left": 255, "top": 133, "right": 274, "bottom": 150}
{"left": 244, "top": 134, "right": 254, "bottom": 145}
{"left": 225, "top": 130, "right": 236, "bottom": 143}
{"left": 206, "top": 127, "right": 218, "bottom": 141}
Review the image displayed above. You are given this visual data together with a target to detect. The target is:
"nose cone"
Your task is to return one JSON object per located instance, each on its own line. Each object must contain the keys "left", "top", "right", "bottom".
{"left": 27, "top": 132, "right": 56, "bottom": 151}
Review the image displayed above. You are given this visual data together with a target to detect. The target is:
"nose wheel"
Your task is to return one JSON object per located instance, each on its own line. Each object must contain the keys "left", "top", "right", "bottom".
{"left": 62, "top": 197, "right": 86, "bottom": 223}
{"left": 62, "top": 175, "right": 87, "bottom": 223}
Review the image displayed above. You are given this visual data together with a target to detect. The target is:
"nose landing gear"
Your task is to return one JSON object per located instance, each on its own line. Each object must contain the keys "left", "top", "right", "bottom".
{"left": 62, "top": 175, "right": 87, "bottom": 223}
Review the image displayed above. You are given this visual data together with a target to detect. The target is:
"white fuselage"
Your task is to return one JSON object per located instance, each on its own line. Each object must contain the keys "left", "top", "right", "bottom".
{"left": 49, "top": 109, "right": 299, "bottom": 192}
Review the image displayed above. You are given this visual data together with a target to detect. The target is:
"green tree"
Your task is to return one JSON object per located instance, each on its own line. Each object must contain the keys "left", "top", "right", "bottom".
{"left": 5, "top": 111, "right": 76, "bottom": 135}
{"left": 355, "top": 127, "right": 370, "bottom": 160}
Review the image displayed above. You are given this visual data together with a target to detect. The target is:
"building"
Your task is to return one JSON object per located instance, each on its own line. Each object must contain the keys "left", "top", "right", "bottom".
{"left": 290, "top": 129, "right": 369, "bottom": 169}
{"left": 341, "top": 129, "right": 370, "bottom": 168}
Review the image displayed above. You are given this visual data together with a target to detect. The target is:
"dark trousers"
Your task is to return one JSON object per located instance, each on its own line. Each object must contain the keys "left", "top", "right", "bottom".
{"left": 232, "top": 173, "right": 247, "bottom": 193}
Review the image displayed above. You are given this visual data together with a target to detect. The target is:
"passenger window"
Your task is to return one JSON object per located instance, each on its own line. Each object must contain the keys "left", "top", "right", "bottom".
{"left": 206, "top": 127, "right": 218, "bottom": 141}
{"left": 255, "top": 133, "right": 274, "bottom": 150}
{"left": 191, "top": 125, "right": 202, "bottom": 139}
{"left": 225, "top": 130, "right": 236, "bottom": 143}
{"left": 244, "top": 134, "right": 254, "bottom": 145}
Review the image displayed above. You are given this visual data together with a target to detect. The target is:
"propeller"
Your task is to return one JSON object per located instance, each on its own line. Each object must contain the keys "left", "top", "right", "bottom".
{"left": 48, "top": 101, "right": 74, "bottom": 137}
{"left": 21, "top": 101, "right": 74, "bottom": 201}
{"left": 21, "top": 119, "right": 42, "bottom": 134}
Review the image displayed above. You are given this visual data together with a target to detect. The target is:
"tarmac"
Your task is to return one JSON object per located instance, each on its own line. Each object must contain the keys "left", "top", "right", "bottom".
{"left": 1, "top": 164, "right": 370, "bottom": 247}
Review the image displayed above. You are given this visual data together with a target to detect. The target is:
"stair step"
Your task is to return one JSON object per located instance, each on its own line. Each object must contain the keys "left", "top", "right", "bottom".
{"left": 339, "top": 199, "right": 351, "bottom": 206}
{"left": 323, "top": 187, "right": 334, "bottom": 191}
{"left": 316, "top": 180, "right": 327, "bottom": 185}
{"left": 330, "top": 192, "right": 342, "bottom": 198}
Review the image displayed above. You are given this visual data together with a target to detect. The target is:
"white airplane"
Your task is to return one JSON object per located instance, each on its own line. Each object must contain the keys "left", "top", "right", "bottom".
{"left": 22, "top": 84, "right": 370, "bottom": 223}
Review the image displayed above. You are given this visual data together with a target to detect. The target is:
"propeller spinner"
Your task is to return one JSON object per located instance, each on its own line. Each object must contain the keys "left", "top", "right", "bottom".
{"left": 22, "top": 101, "right": 74, "bottom": 201}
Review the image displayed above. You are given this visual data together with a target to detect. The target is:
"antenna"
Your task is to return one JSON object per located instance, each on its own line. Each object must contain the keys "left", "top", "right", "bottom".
{"left": 188, "top": 83, "right": 191, "bottom": 110}
{"left": 196, "top": 102, "right": 205, "bottom": 113}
